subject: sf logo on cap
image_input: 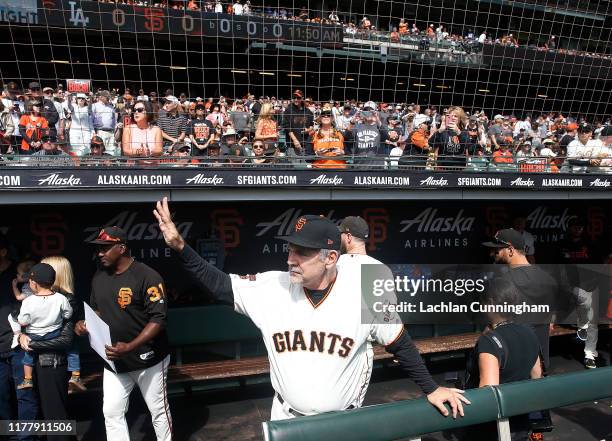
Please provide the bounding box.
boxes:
[295,217,307,232]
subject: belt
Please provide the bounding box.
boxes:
[276,394,355,417]
[97,128,114,132]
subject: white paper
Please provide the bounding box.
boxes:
[83,302,116,372]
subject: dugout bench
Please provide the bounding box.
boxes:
[77,305,576,393]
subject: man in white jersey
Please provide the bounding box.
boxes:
[154,198,469,420]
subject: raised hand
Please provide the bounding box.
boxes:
[153,196,185,252]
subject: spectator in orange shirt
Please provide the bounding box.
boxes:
[398,19,408,35]
[312,109,346,169]
[492,139,514,164]
[390,28,400,43]
[18,100,48,155]
[399,121,431,169]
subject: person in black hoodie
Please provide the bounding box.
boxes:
[0,234,39,441]
[429,106,471,169]
[482,228,558,371]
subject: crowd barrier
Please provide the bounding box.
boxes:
[262,367,612,441]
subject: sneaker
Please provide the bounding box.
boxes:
[584,357,596,369]
[68,376,87,393]
[17,378,33,389]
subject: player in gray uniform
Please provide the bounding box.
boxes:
[154,197,469,420]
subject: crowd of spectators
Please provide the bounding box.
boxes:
[1,81,611,171]
[94,1,611,61]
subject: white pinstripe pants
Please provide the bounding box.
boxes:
[102,355,172,441]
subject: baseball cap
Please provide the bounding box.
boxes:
[98,90,111,98]
[364,101,377,110]
[28,81,41,90]
[42,87,54,93]
[293,89,304,98]
[222,128,238,138]
[277,215,341,250]
[541,138,555,145]
[91,135,104,147]
[195,103,206,110]
[76,93,87,99]
[88,226,127,245]
[577,122,593,133]
[494,114,504,120]
[567,122,578,131]
[29,263,56,287]
[600,126,612,137]
[319,109,333,117]
[482,229,525,250]
[568,216,585,228]
[339,216,369,240]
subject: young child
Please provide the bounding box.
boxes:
[16,263,72,389]
[8,259,36,349]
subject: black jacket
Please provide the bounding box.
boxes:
[27,290,80,368]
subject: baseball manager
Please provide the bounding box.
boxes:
[154,197,469,420]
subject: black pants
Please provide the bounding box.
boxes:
[35,363,74,441]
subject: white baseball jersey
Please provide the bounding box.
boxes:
[230,255,403,419]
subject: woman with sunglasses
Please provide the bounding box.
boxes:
[312,108,346,168]
[121,101,163,157]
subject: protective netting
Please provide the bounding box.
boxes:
[0,0,610,119]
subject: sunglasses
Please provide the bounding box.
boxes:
[96,244,119,254]
[253,144,264,149]
[134,107,145,113]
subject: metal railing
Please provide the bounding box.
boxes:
[1,154,610,174]
[262,367,612,441]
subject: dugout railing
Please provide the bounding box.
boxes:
[1,154,610,174]
[262,366,612,441]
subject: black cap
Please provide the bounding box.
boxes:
[277,215,341,250]
[28,81,41,90]
[40,132,52,142]
[482,228,525,250]
[91,135,105,147]
[568,216,585,228]
[88,226,127,245]
[339,216,369,240]
[29,263,56,286]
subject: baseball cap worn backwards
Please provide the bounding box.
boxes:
[88,226,128,245]
[339,216,369,240]
[278,215,341,250]
[482,228,525,250]
[29,263,56,286]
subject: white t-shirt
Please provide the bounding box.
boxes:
[389,146,404,167]
[18,292,73,336]
[233,3,243,14]
[230,259,402,416]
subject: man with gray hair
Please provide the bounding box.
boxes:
[154,199,469,421]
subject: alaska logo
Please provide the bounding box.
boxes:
[117,288,133,310]
[295,217,307,231]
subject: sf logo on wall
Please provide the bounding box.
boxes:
[117,288,133,310]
